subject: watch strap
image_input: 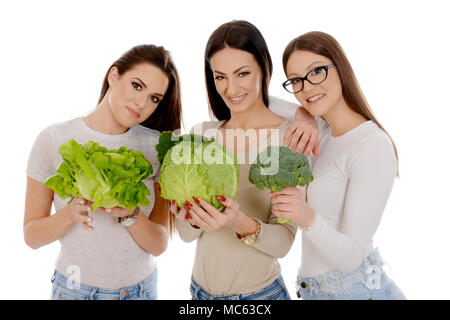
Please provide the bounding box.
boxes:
[118,207,140,227]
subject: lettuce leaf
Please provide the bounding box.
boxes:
[44,139,153,211]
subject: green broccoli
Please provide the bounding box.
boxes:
[249,146,314,224]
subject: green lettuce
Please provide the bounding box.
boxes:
[44,139,153,211]
[157,132,239,211]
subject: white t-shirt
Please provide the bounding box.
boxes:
[300,116,397,278]
[26,117,161,289]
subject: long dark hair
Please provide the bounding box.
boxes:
[98,44,182,132]
[204,20,273,121]
[98,44,181,235]
[283,31,399,175]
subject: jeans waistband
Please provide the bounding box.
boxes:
[190,275,289,300]
[297,247,386,296]
[51,268,158,296]
[190,277,241,300]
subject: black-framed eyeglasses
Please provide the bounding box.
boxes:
[282,64,335,93]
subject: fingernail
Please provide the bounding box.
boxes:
[172,200,176,207]
[192,225,200,229]
[193,196,200,204]
[183,204,190,211]
[186,213,192,219]
[186,201,194,207]
[216,195,226,202]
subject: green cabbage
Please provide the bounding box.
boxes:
[44,139,153,211]
[157,132,239,211]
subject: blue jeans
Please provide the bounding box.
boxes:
[190,276,290,300]
[296,248,406,300]
[50,268,158,300]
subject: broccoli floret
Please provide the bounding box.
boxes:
[249,146,313,223]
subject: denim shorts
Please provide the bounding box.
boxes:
[296,248,406,300]
[50,268,158,300]
[190,276,290,300]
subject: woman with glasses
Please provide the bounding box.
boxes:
[269,31,406,300]
[171,20,319,300]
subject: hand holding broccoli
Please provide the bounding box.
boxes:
[249,146,314,223]
[268,187,316,229]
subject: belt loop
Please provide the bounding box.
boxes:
[89,287,97,300]
[194,285,201,300]
[139,281,145,298]
[191,277,201,300]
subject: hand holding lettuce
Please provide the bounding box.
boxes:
[249,146,313,223]
[44,139,153,211]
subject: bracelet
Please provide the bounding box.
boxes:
[236,218,261,245]
[118,207,140,227]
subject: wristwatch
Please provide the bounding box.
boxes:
[118,207,140,227]
[236,218,261,245]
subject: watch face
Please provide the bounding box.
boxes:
[121,217,137,227]
[119,207,139,226]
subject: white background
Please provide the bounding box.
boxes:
[1,0,449,299]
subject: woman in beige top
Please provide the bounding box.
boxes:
[171,20,318,300]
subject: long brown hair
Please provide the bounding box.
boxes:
[98,44,182,132]
[98,44,181,235]
[204,20,273,120]
[283,31,399,176]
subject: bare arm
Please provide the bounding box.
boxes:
[23,177,92,249]
[118,182,170,256]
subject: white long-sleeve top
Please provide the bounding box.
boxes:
[300,116,397,278]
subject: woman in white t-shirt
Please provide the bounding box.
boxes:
[24,45,181,300]
[268,31,406,300]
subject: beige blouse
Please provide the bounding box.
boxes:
[175,120,301,296]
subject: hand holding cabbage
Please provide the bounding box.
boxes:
[156,131,240,211]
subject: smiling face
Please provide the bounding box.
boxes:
[210,47,264,114]
[107,62,169,128]
[285,50,342,118]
